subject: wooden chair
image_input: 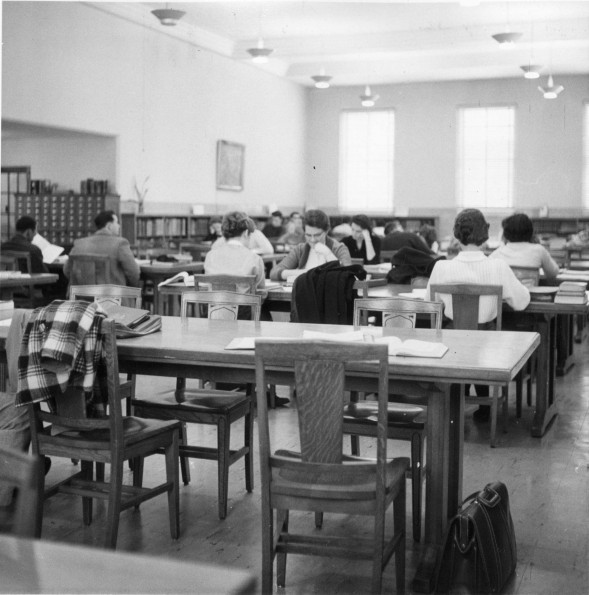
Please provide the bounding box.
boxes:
[68,253,112,286]
[0,445,40,537]
[255,339,408,594]
[27,318,181,549]
[380,249,399,263]
[0,250,35,307]
[131,290,259,520]
[347,297,443,542]
[193,273,256,294]
[429,284,507,447]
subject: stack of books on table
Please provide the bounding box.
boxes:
[554,281,588,304]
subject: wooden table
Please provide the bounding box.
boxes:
[111,316,538,593]
[140,262,204,313]
[0,534,256,594]
[0,273,59,300]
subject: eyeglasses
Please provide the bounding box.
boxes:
[305,231,325,240]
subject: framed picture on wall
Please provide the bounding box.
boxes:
[216,140,245,191]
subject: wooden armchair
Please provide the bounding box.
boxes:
[68,253,112,286]
[27,318,181,549]
[132,290,259,519]
[347,296,443,542]
[255,339,408,594]
[0,445,40,537]
[429,284,507,447]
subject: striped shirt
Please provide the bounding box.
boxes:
[425,251,530,323]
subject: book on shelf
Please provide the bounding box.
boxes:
[32,233,64,264]
[158,271,194,288]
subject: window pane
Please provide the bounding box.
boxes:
[584,104,589,209]
[339,110,395,212]
[457,106,515,209]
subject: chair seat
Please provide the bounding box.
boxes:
[40,417,181,449]
[272,452,409,501]
[344,402,426,427]
[133,389,248,413]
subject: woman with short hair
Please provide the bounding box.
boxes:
[341,214,381,264]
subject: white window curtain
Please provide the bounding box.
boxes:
[339,110,395,213]
[457,106,515,209]
[583,103,589,209]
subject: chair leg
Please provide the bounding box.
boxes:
[179,423,191,486]
[261,499,275,594]
[314,511,323,529]
[515,371,523,419]
[165,429,180,540]
[410,432,422,543]
[267,384,276,409]
[276,509,289,588]
[350,434,360,456]
[393,479,406,595]
[489,390,498,448]
[217,416,230,520]
[105,456,123,549]
[245,400,254,493]
[34,456,47,538]
[81,460,93,526]
[502,385,509,434]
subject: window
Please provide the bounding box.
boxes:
[584,103,589,209]
[339,110,395,212]
[457,106,515,209]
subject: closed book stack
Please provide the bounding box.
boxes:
[554,281,588,304]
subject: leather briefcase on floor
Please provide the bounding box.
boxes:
[435,481,517,594]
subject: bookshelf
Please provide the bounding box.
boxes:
[13,192,119,247]
[531,217,589,238]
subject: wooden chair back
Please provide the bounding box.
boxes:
[0,446,40,537]
[510,266,540,287]
[70,284,142,308]
[429,283,503,330]
[0,251,32,273]
[193,274,256,295]
[68,253,112,286]
[255,339,389,469]
[181,290,261,321]
[353,297,443,329]
[380,249,398,264]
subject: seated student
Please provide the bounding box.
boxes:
[382,219,433,254]
[204,211,267,297]
[211,223,274,255]
[270,209,352,281]
[418,223,440,254]
[489,213,560,281]
[64,210,140,287]
[331,216,353,240]
[262,211,285,239]
[341,214,381,264]
[278,211,305,247]
[203,216,223,243]
[1,215,48,273]
[425,208,530,422]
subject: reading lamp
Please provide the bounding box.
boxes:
[151,5,186,26]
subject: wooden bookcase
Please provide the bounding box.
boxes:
[13,192,119,247]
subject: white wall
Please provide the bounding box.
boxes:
[1,2,307,215]
[307,76,589,237]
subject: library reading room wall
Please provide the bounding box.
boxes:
[1,2,307,215]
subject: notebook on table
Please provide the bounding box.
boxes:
[99,302,151,329]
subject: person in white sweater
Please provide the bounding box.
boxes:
[425,208,530,422]
[489,213,560,281]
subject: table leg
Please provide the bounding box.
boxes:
[412,382,461,593]
[532,313,558,437]
[556,314,575,376]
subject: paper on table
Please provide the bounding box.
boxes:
[225,336,289,350]
[374,336,448,358]
[302,330,365,342]
[397,289,427,300]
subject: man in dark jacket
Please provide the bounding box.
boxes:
[382,219,433,255]
[1,215,48,273]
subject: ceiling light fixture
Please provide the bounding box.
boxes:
[491,31,523,47]
[360,86,379,108]
[247,38,273,64]
[520,65,543,79]
[151,4,186,27]
[538,75,564,99]
[311,73,332,89]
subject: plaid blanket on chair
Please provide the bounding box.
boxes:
[15,300,106,407]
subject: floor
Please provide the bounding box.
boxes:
[9,339,589,594]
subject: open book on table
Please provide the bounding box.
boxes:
[32,233,64,264]
[158,272,194,288]
[373,335,448,358]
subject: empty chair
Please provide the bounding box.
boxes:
[346,296,444,542]
[131,290,259,519]
[69,284,142,308]
[255,339,408,593]
[26,317,181,549]
[67,253,112,286]
[0,445,40,537]
[429,284,508,447]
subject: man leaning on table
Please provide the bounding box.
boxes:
[64,210,141,287]
[270,209,352,281]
